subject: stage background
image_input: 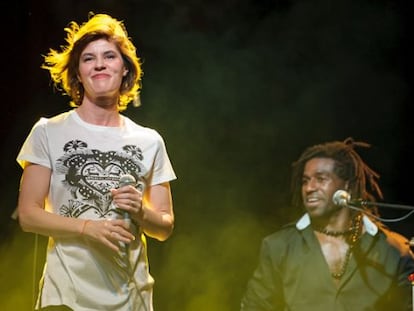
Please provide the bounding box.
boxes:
[0,1,413,310]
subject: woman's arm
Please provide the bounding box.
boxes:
[112,182,174,241]
[18,163,135,252]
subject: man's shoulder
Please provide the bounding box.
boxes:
[264,222,301,243]
[378,225,412,253]
[258,222,307,258]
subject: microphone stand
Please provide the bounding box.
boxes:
[409,274,414,311]
[352,200,414,211]
[350,200,414,251]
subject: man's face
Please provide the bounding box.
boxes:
[301,157,348,219]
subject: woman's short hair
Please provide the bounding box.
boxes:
[42,13,142,111]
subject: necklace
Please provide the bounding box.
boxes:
[330,213,362,279]
[313,227,352,237]
[313,213,363,279]
[331,247,352,279]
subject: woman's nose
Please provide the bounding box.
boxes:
[95,56,106,70]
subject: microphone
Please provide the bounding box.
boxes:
[333,189,414,211]
[118,174,137,225]
[332,190,352,207]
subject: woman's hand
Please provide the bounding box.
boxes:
[110,184,144,222]
[111,182,174,242]
[81,218,135,252]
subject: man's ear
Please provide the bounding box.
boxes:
[344,182,349,191]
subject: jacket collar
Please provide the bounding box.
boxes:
[296,213,378,236]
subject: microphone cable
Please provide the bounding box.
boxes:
[346,204,414,223]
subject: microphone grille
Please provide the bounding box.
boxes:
[333,190,350,207]
[119,174,137,188]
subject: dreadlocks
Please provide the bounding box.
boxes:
[291,137,383,213]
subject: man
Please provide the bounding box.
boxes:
[241,138,414,311]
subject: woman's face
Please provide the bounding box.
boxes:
[78,38,128,103]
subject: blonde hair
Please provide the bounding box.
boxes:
[42,13,143,111]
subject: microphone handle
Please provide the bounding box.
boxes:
[118,175,137,224]
[123,211,131,226]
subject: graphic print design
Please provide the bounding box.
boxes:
[56,140,145,219]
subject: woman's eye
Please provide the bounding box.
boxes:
[105,53,116,59]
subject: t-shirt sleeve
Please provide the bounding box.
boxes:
[148,131,176,186]
[16,117,52,169]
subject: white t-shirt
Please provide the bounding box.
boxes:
[17,110,176,311]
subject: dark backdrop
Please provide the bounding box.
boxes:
[1,1,413,310]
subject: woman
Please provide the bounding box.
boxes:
[17,13,176,311]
